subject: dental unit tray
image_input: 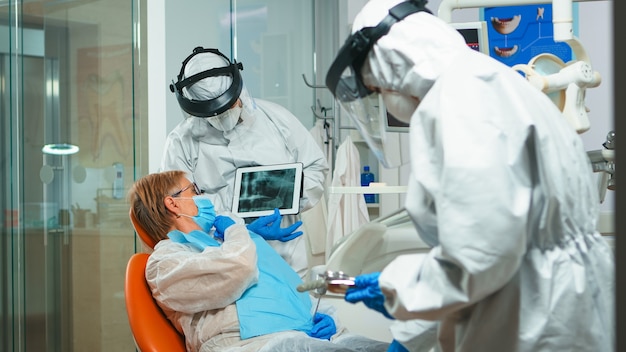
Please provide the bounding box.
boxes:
[297,270,356,296]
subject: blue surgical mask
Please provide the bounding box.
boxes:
[178,195,216,232]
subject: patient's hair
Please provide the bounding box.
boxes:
[129,170,186,242]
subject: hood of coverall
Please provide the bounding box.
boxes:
[354,0,470,111]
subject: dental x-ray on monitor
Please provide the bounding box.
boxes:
[232,162,303,218]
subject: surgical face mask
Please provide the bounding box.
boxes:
[207,105,241,131]
[381,91,420,124]
[178,195,216,232]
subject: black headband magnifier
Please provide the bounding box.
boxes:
[325,0,431,168]
[169,47,244,118]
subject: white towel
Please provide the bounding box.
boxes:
[326,135,370,260]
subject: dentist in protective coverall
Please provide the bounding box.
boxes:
[162,47,329,277]
[325,0,615,351]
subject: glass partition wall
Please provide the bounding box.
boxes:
[0,0,318,351]
[0,0,144,351]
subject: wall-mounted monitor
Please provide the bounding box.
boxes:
[380,94,411,133]
[384,109,410,133]
[450,21,490,55]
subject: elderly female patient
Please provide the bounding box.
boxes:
[129,170,389,352]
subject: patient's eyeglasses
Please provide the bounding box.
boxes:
[170,182,201,197]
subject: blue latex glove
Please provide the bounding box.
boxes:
[246,208,303,242]
[308,312,336,340]
[344,272,394,319]
[388,340,409,352]
[213,215,235,240]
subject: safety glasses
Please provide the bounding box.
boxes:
[170,182,201,198]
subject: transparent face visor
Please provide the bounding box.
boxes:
[334,66,401,169]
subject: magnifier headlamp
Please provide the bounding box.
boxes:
[170,47,244,117]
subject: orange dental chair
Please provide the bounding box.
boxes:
[129,208,158,250]
[125,208,186,352]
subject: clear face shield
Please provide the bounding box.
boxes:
[325,0,430,168]
[333,65,395,167]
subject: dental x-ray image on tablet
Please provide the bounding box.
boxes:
[232,163,303,218]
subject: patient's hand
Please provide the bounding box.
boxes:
[213,216,235,240]
[308,312,336,340]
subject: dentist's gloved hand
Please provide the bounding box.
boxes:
[246,208,303,242]
[345,272,394,319]
[388,340,409,352]
[213,215,235,240]
[308,312,336,340]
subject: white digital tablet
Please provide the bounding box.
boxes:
[232,162,304,218]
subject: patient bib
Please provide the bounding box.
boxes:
[167,230,313,339]
[167,229,220,251]
[236,233,313,339]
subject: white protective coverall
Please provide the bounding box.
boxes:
[146,223,390,352]
[160,96,328,277]
[350,1,615,351]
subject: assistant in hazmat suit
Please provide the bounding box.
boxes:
[129,170,389,352]
[162,47,329,277]
[325,0,615,351]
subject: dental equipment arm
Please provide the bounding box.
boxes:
[514,57,601,133]
[439,0,602,134]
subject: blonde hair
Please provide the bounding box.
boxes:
[128,170,186,243]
